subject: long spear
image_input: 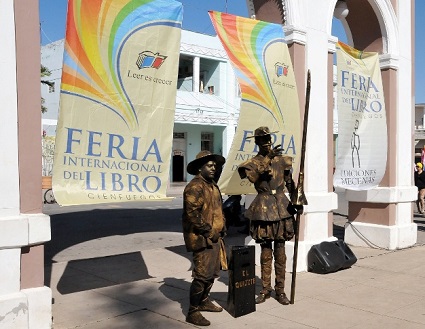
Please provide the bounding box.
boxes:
[290,70,311,304]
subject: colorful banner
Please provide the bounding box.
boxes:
[333,42,387,190]
[209,12,301,195]
[52,0,183,205]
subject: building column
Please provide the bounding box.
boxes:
[222,120,236,158]
[222,60,238,157]
[0,1,51,328]
[192,56,200,92]
[282,28,339,272]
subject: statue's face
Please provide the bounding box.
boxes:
[200,160,217,181]
[255,135,272,154]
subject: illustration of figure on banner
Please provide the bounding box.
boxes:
[351,119,361,168]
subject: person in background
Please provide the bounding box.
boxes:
[238,126,303,306]
[414,162,425,214]
[182,150,227,326]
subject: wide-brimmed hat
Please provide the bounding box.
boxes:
[187,150,225,175]
[246,126,278,138]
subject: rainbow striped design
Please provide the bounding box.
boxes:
[61,0,183,129]
[337,41,373,68]
[209,11,285,125]
[337,41,363,58]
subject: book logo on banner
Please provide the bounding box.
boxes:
[136,51,167,69]
[275,62,289,77]
[128,49,173,86]
[272,61,296,90]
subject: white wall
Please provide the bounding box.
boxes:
[0,0,20,216]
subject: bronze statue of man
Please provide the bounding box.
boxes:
[182,150,227,326]
[238,126,303,305]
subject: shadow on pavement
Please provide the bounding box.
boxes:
[45,208,183,295]
[45,208,183,263]
[160,277,190,317]
[50,252,152,294]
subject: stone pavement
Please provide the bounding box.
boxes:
[43,185,425,329]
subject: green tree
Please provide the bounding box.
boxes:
[41,64,54,113]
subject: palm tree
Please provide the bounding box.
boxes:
[41,64,54,113]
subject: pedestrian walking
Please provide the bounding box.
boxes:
[415,162,425,214]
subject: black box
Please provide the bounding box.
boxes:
[334,240,357,269]
[307,241,345,274]
[227,245,256,317]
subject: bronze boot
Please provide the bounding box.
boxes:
[187,279,211,325]
[274,241,289,305]
[256,243,273,304]
[199,279,223,312]
[255,291,271,304]
[276,293,290,305]
[186,311,210,326]
[199,299,223,312]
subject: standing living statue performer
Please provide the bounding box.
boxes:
[182,150,227,326]
[238,127,303,305]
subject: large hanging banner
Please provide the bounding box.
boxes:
[209,12,301,195]
[52,0,183,205]
[333,42,387,190]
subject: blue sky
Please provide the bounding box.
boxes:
[39,0,424,103]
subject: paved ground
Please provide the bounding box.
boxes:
[43,185,425,328]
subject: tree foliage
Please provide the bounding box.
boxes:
[41,65,53,113]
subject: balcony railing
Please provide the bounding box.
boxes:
[415,126,425,140]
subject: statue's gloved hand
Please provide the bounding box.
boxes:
[267,144,283,159]
[205,229,220,243]
[294,204,304,215]
[197,223,212,235]
[287,203,297,215]
[220,227,227,238]
[287,203,304,215]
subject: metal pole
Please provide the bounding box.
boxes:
[290,70,311,304]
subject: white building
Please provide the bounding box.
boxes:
[415,103,425,161]
[41,30,241,182]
